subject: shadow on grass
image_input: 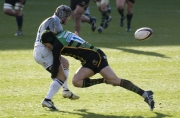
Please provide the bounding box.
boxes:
[0,37,170,59]
[48,109,172,118]
[154,112,172,118]
[116,47,170,58]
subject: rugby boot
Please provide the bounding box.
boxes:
[91,17,96,32]
[144,90,155,111]
[42,99,59,111]
[62,90,80,100]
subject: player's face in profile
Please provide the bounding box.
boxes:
[44,43,53,50]
[63,16,71,25]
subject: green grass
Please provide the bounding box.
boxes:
[0,0,180,118]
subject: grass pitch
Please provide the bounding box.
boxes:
[0,0,180,118]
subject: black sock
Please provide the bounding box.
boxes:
[89,17,93,24]
[118,9,124,18]
[126,14,133,27]
[45,98,51,101]
[16,14,23,31]
[120,79,144,96]
[82,78,104,88]
[63,88,69,91]
[100,11,108,27]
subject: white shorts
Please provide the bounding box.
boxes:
[33,46,53,69]
[96,0,109,7]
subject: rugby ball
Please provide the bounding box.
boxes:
[134,27,153,41]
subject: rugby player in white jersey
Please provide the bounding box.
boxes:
[33,5,79,111]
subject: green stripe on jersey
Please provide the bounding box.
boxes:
[56,30,99,51]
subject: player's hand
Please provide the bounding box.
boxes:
[74,31,78,36]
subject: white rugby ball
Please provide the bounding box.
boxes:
[134,27,153,41]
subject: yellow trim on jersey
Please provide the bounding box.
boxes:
[60,46,102,67]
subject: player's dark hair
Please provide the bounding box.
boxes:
[40,30,57,45]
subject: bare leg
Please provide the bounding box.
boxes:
[116,0,126,27]
[72,5,85,34]
[72,67,94,87]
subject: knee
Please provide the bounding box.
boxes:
[117,5,124,10]
[126,9,132,14]
[3,3,12,15]
[74,9,84,18]
[74,13,82,19]
[72,79,80,87]
[3,9,10,15]
[72,77,83,87]
[126,6,133,14]
[118,7,123,11]
[100,4,107,11]
[3,9,20,16]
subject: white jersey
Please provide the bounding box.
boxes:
[33,15,63,69]
[34,14,63,47]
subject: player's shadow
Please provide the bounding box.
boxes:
[154,112,172,118]
[116,47,170,58]
[54,109,172,118]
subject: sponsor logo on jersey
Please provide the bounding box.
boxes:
[92,59,98,65]
[57,31,66,38]
[66,33,73,42]
[63,31,70,38]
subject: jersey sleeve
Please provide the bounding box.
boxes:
[51,42,61,78]
[51,17,63,34]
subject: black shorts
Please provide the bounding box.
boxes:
[83,49,109,74]
[128,0,135,3]
[5,0,26,6]
[70,0,90,11]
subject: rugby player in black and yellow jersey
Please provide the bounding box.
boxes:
[41,30,155,111]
